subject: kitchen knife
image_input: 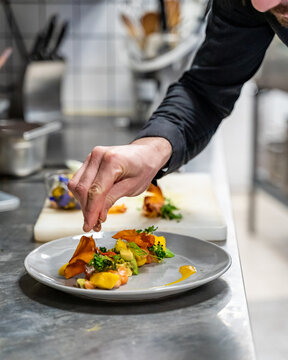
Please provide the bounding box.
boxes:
[159,0,168,32]
[29,32,45,60]
[30,14,58,61]
[41,14,58,59]
[48,21,69,60]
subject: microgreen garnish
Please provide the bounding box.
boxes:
[136,225,158,234]
[160,199,182,221]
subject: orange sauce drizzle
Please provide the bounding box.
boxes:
[163,265,196,286]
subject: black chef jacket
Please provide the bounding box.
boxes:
[134,0,288,178]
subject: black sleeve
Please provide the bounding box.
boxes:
[134,0,274,177]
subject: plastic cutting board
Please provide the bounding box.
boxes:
[34,173,227,242]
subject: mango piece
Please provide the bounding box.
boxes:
[58,263,68,276]
[120,248,134,261]
[136,256,147,267]
[154,235,166,251]
[115,239,127,253]
[90,272,120,289]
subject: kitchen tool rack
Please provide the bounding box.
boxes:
[0,0,69,122]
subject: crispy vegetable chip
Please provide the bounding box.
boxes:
[69,235,96,264]
[64,236,97,279]
[143,184,164,218]
[112,229,139,240]
[64,259,86,279]
[112,229,155,249]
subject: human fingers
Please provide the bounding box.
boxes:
[97,177,148,226]
[84,151,124,232]
[68,154,90,204]
[69,147,105,213]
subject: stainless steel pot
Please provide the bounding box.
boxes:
[0,120,61,176]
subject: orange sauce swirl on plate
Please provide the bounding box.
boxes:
[163,265,196,286]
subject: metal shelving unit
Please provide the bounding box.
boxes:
[248,88,288,232]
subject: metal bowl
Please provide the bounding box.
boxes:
[0,120,61,177]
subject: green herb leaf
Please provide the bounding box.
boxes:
[165,248,175,258]
[128,242,147,257]
[160,198,182,221]
[136,225,158,234]
[89,254,113,272]
[148,243,166,261]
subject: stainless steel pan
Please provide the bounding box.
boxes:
[0,120,61,176]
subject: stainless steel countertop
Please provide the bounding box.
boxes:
[0,116,256,360]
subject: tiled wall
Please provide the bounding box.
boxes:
[0,0,138,115]
[0,0,205,117]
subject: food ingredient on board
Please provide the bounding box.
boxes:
[46,172,80,210]
[143,183,182,221]
[107,204,127,214]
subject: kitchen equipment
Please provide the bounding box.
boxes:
[0,191,20,212]
[165,0,181,31]
[0,120,61,176]
[29,33,45,61]
[34,173,227,242]
[120,13,139,40]
[265,127,288,194]
[29,14,58,61]
[120,13,143,50]
[48,21,69,60]
[141,12,160,37]
[159,0,168,31]
[9,60,66,122]
[1,0,28,62]
[123,1,207,124]
[25,231,231,302]
[40,15,58,59]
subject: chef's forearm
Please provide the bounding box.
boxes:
[135,0,274,177]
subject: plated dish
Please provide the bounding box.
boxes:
[58,226,180,291]
[25,231,231,301]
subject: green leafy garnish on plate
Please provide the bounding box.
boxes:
[136,225,158,234]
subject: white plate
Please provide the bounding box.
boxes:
[25,232,231,302]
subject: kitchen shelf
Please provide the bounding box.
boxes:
[255,178,288,208]
[248,88,288,232]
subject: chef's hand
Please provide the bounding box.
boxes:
[68,137,172,232]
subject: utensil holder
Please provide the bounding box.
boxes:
[9,60,66,123]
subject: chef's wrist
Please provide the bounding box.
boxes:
[131,137,172,171]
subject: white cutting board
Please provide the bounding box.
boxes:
[34,173,227,242]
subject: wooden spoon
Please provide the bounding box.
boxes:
[140,12,160,37]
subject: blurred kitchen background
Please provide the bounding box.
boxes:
[0,1,288,359]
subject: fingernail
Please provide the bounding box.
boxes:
[83,223,90,232]
[93,224,101,232]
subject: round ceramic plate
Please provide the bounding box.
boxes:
[24,231,231,302]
